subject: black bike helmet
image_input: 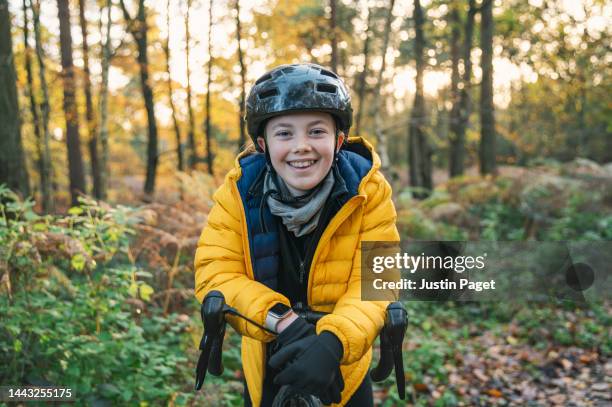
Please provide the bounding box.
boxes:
[245,63,353,152]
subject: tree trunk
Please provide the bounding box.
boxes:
[354,6,372,137]
[23,0,48,209]
[329,0,338,72]
[98,0,111,200]
[0,0,30,197]
[454,0,476,178]
[32,0,54,210]
[185,0,197,168]
[235,0,246,151]
[479,0,496,175]
[408,0,431,198]
[164,0,184,172]
[57,0,87,206]
[204,0,214,175]
[120,0,159,199]
[371,0,396,170]
[79,0,101,199]
[448,0,462,177]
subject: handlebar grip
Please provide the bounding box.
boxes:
[202,290,225,331]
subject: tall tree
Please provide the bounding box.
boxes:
[57,0,87,205]
[354,4,373,137]
[185,0,197,168]
[98,0,112,200]
[329,0,338,72]
[120,0,159,199]
[163,0,184,172]
[78,0,102,198]
[23,0,52,210]
[448,0,462,177]
[32,0,54,209]
[204,0,214,175]
[235,0,247,151]
[0,0,30,197]
[450,0,477,177]
[371,0,396,170]
[408,0,431,198]
[479,0,496,175]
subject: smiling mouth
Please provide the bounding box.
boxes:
[287,160,317,169]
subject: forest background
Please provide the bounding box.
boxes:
[0,0,610,405]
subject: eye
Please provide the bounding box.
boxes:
[275,130,291,138]
[310,128,328,136]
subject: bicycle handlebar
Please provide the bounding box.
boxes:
[194,291,409,399]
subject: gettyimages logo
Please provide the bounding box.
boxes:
[361,241,610,303]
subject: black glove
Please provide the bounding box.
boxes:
[268,331,344,405]
[272,316,316,354]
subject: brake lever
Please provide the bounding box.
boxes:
[369,302,408,400]
[388,302,408,400]
[195,290,225,390]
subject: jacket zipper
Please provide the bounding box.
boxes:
[299,260,305,284]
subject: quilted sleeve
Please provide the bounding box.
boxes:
[194,175,290,342]
[316,170,400,364]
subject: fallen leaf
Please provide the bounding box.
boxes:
[517,350,532,362]
[486,389,503,398]
[522,386,537,400]
[560,358,572,370]
[549,394,566,404]
[474,369,489,382]
[592,382,608,391]
[413,383,429,393]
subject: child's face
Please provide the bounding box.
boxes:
[258,112,345,194]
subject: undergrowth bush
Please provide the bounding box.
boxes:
[0,186,195,405]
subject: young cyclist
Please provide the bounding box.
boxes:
[194,63,400,406]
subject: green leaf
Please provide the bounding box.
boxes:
[68,207,84,216]
[71,254,86,272]
[128,282,138,298]
[139,284,154,302]
[13,339,22,353]
[33,222,48,232]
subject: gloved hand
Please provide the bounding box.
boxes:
[268,331,344,405]
[273,316,315,351]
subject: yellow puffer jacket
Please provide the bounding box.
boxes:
[194,137,400,406]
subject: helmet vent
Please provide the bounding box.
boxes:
[255,73,272,85]
[258,88,279,99]
[316,83,337,94]
[320,69,338,79]
[281,67,296,74]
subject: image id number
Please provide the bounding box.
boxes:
[0,386,74,401]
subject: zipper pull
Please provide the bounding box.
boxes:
[299,261,305,284]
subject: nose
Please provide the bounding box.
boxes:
[292,131,312,153]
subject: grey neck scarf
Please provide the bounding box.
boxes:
[263,168,335,237]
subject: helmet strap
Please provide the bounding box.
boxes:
[262,139,274,172]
